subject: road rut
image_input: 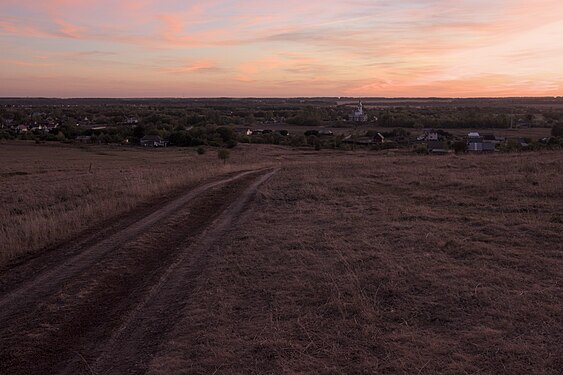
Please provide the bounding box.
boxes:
[0,168,276,375]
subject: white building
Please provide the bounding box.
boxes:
[349,100,368,122]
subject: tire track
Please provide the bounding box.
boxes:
[88,169,277,375]
[0,169,273,375]
[0,169,261,321]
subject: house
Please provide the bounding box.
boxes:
[235,128,253,136]
[16,125,29,133]
[517,138,530,148]
[76,135,93,143]
[348,100,368,122]
[140,135,168,147]
[482,142,496,152]
[417,129,439,141]
[2,119,14,129]
[467,132,498,152]
[427,141,449,154]
[373,133,385,143]
[467,132,483,152]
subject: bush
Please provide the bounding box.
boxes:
[551,124,563,137]
[169,131,192,146]
[0,130,14,140]
[196,146,206,155]
[218,149,230,164]
[414,144,428,154]
[216,127,236,143]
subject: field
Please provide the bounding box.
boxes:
[149,150,563,374]
[0,142,562,374]
[0,142,274,263]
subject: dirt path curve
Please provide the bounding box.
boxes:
[0,168,276,375]
[0,169,259,320]
[88,169,277,375]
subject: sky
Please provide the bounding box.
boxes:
[1,0,563,97]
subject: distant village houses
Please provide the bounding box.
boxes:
[467,132,497,152]
[417,129,440,142]
[140,135,168,147]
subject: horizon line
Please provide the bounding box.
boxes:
[1,96,562,100]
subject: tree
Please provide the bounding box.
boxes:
[218,149,230,164]
[133,124,145,138]
[552,124,563,137]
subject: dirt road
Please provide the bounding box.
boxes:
[0,168,276,375]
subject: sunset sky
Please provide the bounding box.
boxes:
[1,0,562,97]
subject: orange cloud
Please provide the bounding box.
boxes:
[1,0,562,96]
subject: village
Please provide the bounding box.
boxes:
[1,99,562,153]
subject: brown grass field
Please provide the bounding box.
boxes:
[1,142,562,374]
[148,150,563,374]
[0,142,274,263]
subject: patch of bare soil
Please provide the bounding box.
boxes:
[0,169,276,375]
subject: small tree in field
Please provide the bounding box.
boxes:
[218,149,230,164]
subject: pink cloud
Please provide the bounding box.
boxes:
[1,0,562,96]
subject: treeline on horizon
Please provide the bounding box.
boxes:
[2,101,563,128]
[1,101,563,149]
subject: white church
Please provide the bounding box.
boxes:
[349,100,368,122]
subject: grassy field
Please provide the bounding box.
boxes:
[0,142,277,263]
[1,142,562,373]
[149,150,563,374]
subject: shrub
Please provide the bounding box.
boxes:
[414,144,428,154]
[218,149,230,164]
[197,146,206,155]
[552,124,563,137]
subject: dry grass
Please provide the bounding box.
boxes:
[0,142,278,263]
[149,151,563,374]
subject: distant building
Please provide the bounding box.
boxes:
[140,135,168,147]
[75,135,93,143]
[467,132,483,151]
[467,132,497,152]
[235,128,253,136]
[16,125,28,133]
[373,132,385,143]
[349,100,368,122]
[417,129,439,141]
[427,141,449,154]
